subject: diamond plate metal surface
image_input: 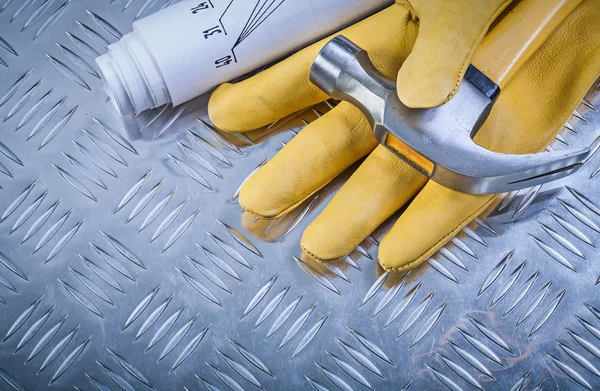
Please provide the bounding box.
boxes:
[1,1,600,390]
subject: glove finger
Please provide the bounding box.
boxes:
[240,102,378,219]
[208,3,417,132]
[301,145,427,262]
[395,0,512,108]
[378,181,496,272]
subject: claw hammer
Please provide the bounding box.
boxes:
[310,0,599,194]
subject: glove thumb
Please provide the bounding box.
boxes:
[396,0,512,108]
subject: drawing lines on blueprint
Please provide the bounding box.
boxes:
[225,0,287,50]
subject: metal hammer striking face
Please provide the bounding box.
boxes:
[309,1,599,194]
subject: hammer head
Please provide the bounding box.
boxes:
[310,36,600,194]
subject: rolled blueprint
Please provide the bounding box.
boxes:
[95,0,394,115]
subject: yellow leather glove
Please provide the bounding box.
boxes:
[208,0,600,272]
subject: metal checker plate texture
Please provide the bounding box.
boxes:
[1,1,600,390]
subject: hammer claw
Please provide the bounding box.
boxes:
[505,136,600,189]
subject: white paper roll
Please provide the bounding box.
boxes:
[96,0,394,115]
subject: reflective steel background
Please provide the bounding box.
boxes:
[1,1,600,389]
